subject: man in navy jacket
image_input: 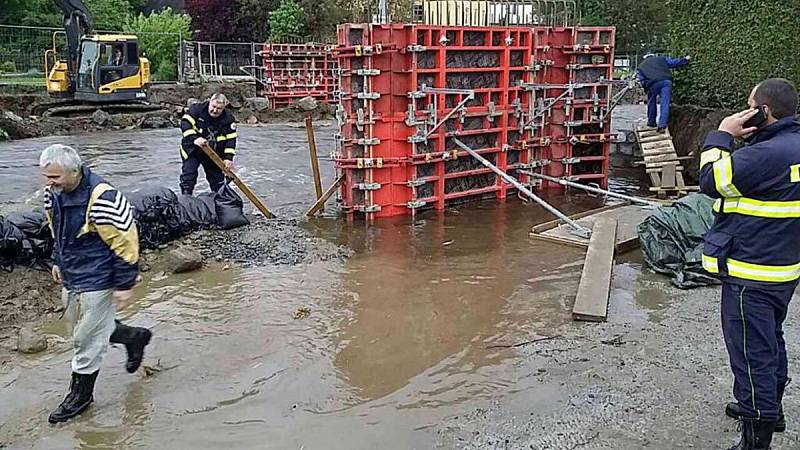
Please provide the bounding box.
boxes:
[636,53,690,133]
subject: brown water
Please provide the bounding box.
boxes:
[0,124,658,449]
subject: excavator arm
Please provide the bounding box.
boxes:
[54,0,93,83]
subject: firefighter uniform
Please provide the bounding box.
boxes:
[179,101,238,195]
[700,117,800,423]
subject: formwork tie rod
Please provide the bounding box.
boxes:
[521,171,662,208]
[452,138,591,239]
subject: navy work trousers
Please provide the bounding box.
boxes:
[646,79,673,129]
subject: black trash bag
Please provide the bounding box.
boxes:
[178,194,217,228]
[637,193,719,289]
[214,183,250,230]
[127,187,187,249]
[5,209,54,261]
[0,217,25,270]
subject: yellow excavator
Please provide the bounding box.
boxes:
[41,0,157,116]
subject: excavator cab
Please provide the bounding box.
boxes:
[47,35,150,102]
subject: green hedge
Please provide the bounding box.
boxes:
[669,0,800,109]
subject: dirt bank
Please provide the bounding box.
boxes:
[434,261,800,449]
[0,82,334,141]
[0,215,347,356]
[669,104,735,184]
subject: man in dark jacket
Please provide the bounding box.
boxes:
[40,144,152,424]
[636,53,690,133]
[179,93,238,195]
[699,78,800,449]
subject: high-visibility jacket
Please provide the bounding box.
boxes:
[180,101,237,161]
[700,117,800,288]
[45,166,139,292]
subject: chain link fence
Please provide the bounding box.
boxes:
[0,24,182,85]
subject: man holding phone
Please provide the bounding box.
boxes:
[699,78,800,449]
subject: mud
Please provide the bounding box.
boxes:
[0,82,334,141]
[670,104,735,184]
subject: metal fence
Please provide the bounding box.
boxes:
[0,24,182,85]
[412,0,578,27]
[181,41,260,83]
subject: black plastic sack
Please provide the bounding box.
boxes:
[637,193,719,289]
[127,187,188,249]
[5,210,50,241]
[0,217,25,270]
[214,183,250,229]
[179,194,217,227]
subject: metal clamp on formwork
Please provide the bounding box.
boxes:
[407,134,428,144]
[354,69,381,76]
[356,92,381,100]
[487,102,503,122]
[419,87,476,139]
[407,200,427,209]
[355,182,381,191]
[356,138,380,146]
[520,159,552,169]
[442,150,458,161]
[569,135,589,145]
[452,138,591,239]
[354,204,382,213]
[356,157,383,168]
[407,179,427,188]
[406,45,427,53]
[562,157,581,165]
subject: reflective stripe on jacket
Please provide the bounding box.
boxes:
[180,101,237,161]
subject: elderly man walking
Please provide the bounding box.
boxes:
[40,144,152,424]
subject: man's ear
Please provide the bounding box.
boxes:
[763,105,776,122]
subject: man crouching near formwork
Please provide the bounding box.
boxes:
[39,144,152,424]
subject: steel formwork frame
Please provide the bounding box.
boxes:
[335,23,616,220]
[258,43,339,109]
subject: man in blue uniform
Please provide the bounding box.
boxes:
[636,53,690,133]
[41,144,152,423]
[179,93,238,195]
[700,78,800,449]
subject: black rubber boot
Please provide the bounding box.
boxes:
[109,320,152,373]
[48,371,98,424]
[726,378,790,432]
[727,418,776,450]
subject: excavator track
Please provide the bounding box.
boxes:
[36,102,166,118]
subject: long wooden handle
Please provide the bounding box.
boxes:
[199,143,275,219]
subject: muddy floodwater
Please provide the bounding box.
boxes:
[0,122,661,449]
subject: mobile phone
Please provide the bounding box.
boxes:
[743,105,768,130]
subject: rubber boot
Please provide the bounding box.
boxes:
[109,320,152,373]
[48,371,98,424]
[727,419,776,450]
[727,378,789,432]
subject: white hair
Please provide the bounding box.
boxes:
[210,93,229,105]
[39,144,82,173]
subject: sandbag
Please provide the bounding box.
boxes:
[179,194,217,227]
[127,187,188,248]
[213,183,250,229]
[0,217,25,269]
[637,193,718,289]
[5,210,50,241]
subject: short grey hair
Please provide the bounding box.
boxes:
[40,144,82,173]
[210,93,229,105]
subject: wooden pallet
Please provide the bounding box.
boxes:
[634,126,699,198]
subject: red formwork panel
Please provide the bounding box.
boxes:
[260,43,339,109]
[334,23,616,219]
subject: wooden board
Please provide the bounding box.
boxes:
[530,204,652,253]
[572,217,617,322]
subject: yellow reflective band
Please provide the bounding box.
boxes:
[713,199,722,212]
[702,254,719,273]
[713,157,742,198]
[224,148,237,155]
[182,114,197,127]
[182,128,197,137]
[216,132,238,142]
[700,148,729,169]
[716,197,800,218]
[727,258,800,283]
[180,147,189,160]
[791,164,800,183]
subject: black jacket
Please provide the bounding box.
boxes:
[180,101,238,161]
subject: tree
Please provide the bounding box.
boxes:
[124,7,191,80]
[577,0,668,54]
[236,0,279,42]
[269,0,304,43]
[184,0,243,41]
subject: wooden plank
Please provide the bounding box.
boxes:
[305,175,344,216]
[572,217,617,322]
[639,135,671,144]
[530,233,589,249]
[305,117,324,200]
[644,154,691,163]
[616,236,641,254]
[676,172,686,189]
[641,146,676,155]
[199,143,275,219]
[530,204,624,234]
[533,205,651,250]
[661,163,676,188]
[648,171,661,186]
[646,165,684,172]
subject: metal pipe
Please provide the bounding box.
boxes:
[521,171,662,208]
[452,138,591,238]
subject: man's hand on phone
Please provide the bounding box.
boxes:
[719,109,760,138]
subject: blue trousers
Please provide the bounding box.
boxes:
[646,79,673,129]
[721,282,794,420]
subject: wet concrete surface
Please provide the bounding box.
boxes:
[0,115,797,449]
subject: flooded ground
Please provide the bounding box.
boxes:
[3,107,795,449]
